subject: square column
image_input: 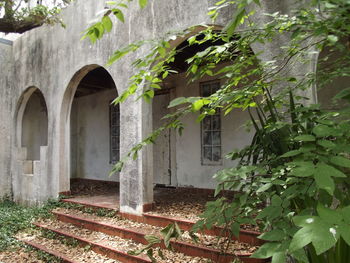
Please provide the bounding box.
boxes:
[119,97,154,214]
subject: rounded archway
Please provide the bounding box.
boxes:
[59,65,119,194]
[152,28,253,189]
[15,87,48,161]
[13,87,49,204]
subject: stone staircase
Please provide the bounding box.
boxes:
[19,199,267,263]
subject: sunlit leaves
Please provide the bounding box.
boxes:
[139,0,148,9]
[102,16,113,32]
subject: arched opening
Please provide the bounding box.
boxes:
[13,87,49,204]
[59,66,119,198]
[21,89,48,161]
[152,31,253,189]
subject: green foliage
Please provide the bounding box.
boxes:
[0,0,70,33]
[0,197,67,251]
[128,222,182,262]
[26,246,62,263]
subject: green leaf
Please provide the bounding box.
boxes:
[341,206,350,224]
[225,7,245,37]
[291,216,339,255]
[327,35,338,44]
[281,150,302,158]
[256,183,272,193]
[271,195,282,206]
[272,252,286,263]
[113,9,125,23]
[257,206,282,220]
[144,235,161,245]
[259,229,285,241]
[316,162,346,178]
[139,0,148,8]
[317,203,342,224]
[230,222,240,238]
[330,156,350,168]
[338,223,350,246]
[191,64,198,74]
[191,99,210,112]
[314,169,335,195]
[290,162,315,177]
[168,97,187,108]
[251,242,280,259]
[291,249,309,263]
[294,135,316,142]
[102,15,113,32]
[289,227,313,252]
[334,87,350,101]
[312,125,335,137]
[317,140,336,149]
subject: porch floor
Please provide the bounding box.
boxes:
[65,180,219,219]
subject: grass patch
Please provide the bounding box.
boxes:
[0,197,64,251]
[0,195,116,253]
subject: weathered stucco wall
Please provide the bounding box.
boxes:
[7,0,234,210]
[71,89,118,182]
[0,39,13,199]
[0,0,327,213]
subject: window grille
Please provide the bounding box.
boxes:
[200,81,222,165]
[109,102,120,164]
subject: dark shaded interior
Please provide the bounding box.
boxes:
[74,67,116,97]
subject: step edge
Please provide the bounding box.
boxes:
[19,238,79,263]
[34,222,152,263]
[53,211,257,259]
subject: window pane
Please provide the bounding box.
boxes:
[111,113,118,125]
[203,117,211,130]
[111,127,118,136]
[202,85,211,97]
[203,131,212,145]
[212,83,220,93]
[212,147,221,162]
[111,136,118,147]
[111,150,119,162]
[212,115,220,130]
[212,131,221,145]
[203,147,212,162]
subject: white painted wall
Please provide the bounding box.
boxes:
[153,72,254,189]
[71,88,119,182]
[22,92,48,160]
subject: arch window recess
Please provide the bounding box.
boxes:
[110,102,120,164]
[200,81,222,165]
[21,89,48,161]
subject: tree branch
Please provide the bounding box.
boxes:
[0,17,43,33]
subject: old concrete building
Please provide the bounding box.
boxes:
[0,0,331,214]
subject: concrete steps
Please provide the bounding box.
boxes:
[52,210,248,263]
[34,222,151,263]
[24,200,267,263]
[62,197,263,246]
[20,238,78,263]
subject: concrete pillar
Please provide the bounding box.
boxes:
[119,96,154,215]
